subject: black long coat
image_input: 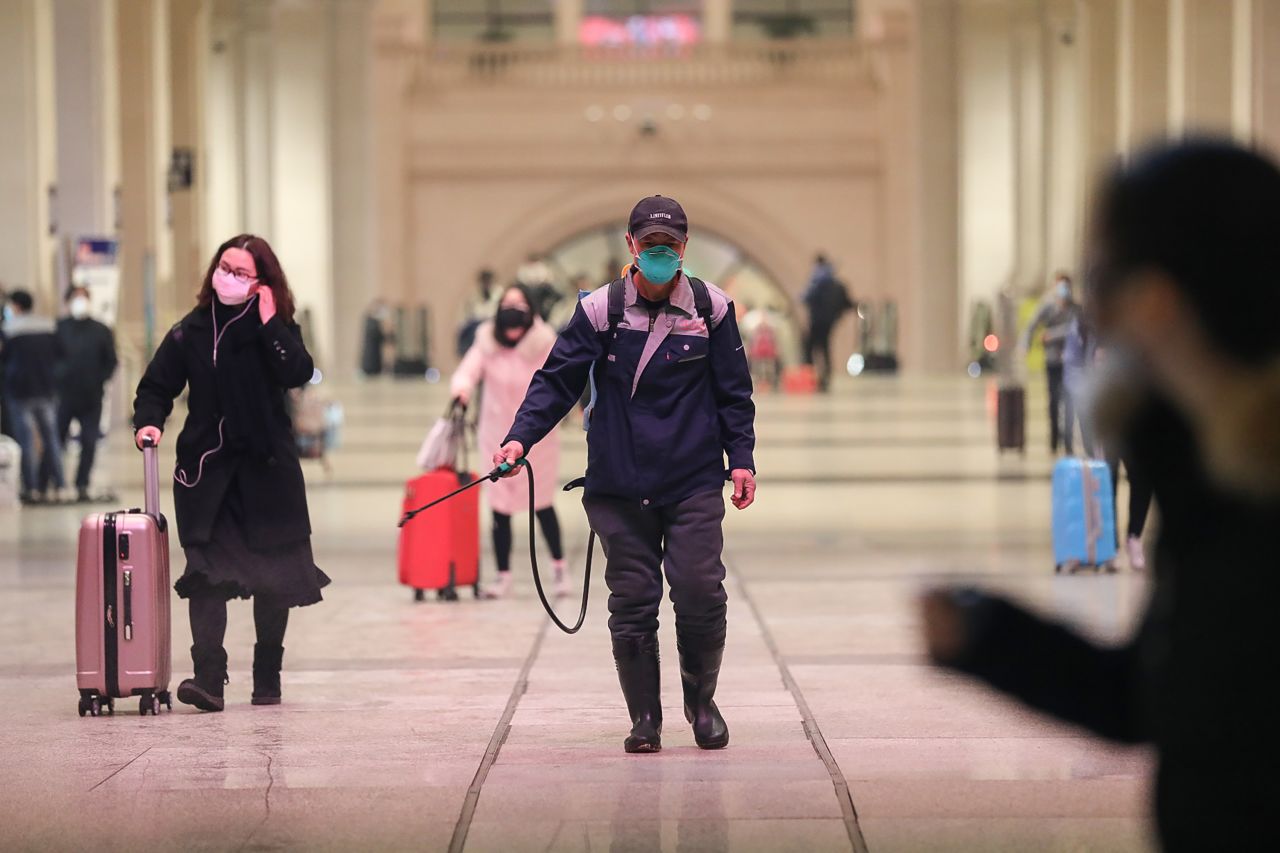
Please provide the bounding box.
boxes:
[946,396,1280,850]
[133,304,315,549]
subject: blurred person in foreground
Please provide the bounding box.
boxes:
[53,286,117,502]
[451,283,568,600]
[495,195,757,754]
[0,290,67,504]
[922,140,1280,851]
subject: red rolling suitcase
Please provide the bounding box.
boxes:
[398,467,481,601]
[74,442,173,717]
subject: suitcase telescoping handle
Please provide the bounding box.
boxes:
[141,437,161,520]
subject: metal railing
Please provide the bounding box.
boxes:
[409,38,876,91]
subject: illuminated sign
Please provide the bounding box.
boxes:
[579,15,701,47]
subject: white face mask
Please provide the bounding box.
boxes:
[69,296,91,319]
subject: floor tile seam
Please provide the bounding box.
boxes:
[447,566,563,853]
[725,553,871,853]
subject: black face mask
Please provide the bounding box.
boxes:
[494,307,533,347]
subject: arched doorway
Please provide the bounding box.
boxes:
[541,222,803,365]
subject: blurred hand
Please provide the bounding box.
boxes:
[454,390,470,408]
[135,426,162,450]
[920,589,969,664]
[493,441,525,477]
[730,469,756,510]
[257,285,277,324]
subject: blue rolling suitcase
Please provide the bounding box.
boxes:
[1052,458,1118,572]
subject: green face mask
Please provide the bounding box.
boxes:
[635,245,683,285]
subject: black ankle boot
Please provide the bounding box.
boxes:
[176,645,227,712]
[612,635,662,754]
[678,632,729,750]
[251,644,284,706]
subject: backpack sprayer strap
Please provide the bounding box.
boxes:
[397,458,593,635]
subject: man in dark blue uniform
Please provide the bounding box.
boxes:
[496,196,757,754]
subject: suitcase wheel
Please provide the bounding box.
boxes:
[160,691,172,711]
[414,588,426,603]
[439,587,460,603]
[139,692,161,716]
[1102,561,1118,574]
[473,584,481,599]
[1058,560,1081,575]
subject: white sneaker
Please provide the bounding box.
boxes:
[482,572,513,600]
[552,559,572,598]
[1126,536,1146,571]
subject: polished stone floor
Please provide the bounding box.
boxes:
[0,375,1154,852]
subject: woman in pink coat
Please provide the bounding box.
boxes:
[452,284,568,599]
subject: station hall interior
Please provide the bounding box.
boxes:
[2,1,1280,851]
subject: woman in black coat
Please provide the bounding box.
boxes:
[134,234,328,712]
[922,141,1280,850]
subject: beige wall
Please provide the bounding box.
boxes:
[374,30,933,371]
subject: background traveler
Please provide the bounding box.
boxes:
[451,283,568,600]
[0,290,66,504]
[1021,273,1083,453]
[52,286,117,502]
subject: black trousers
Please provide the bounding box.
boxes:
[1107,450,1154,540]
[583,490,728,642]
[1046,364,1075,454]
[189,593,290,651]
[806,324,834,391]
[492,507,564,573]
[58,396,103,491]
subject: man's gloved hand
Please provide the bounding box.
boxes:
[494,440,525,477]
[730,469,756,510]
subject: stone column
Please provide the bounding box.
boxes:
[556,0,584,46]
[1117,0,1170,151]
[913,0,962,368]
[1080,0,1120,222]
[0,0,57,305]
[1039,0,1085,277]
[1251,0,1280,153]
[53,0,117,242]
[270,0,335,368]
[167,0,208,312]
[330,0,375,378]
[205,0,246,253]
[370,2,421,309]
[114,0,166,344]
[1169,0,1236,135]
[704,0,733,44]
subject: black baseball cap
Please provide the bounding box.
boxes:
[628,195,689,242]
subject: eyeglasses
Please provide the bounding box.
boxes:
[218,262,258,283]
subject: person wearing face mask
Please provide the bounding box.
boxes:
[921,140,1280,850]
[133,234,328,713]
[450,284,568,600]
[1020,273,1084,454]
[495,195,757,754]
[0,289,67,504]
[50,286,117,502]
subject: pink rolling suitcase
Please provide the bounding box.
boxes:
[74,441,173,716]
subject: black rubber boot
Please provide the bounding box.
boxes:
[251,644,284,706]
[612,635,662,754]
[176,644,227,712]
[678,632,730,750]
